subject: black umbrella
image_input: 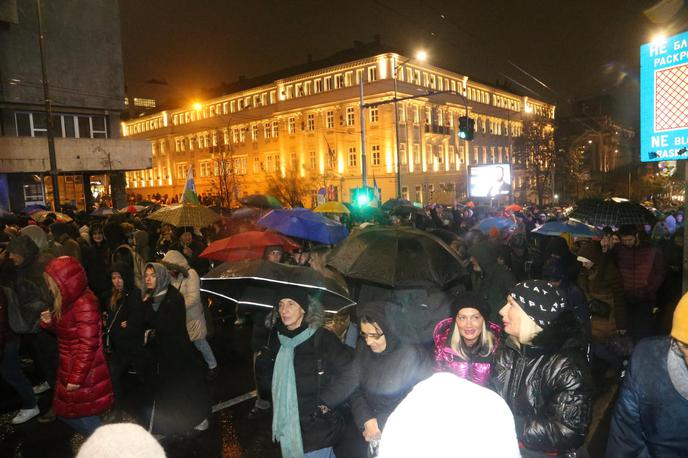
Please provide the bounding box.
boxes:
[569,198,655,226]
[200,259,354,313]
[327,225,465,289]
[240,194,283,209]
[427,228,462,245]
[381,198,413,212]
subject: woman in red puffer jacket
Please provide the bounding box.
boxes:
[40,256,113,436]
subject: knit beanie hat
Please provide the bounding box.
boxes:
[509,280,567,328]
[275,285,312,313]
[672,292,688,343]
[76,423,165,458]
[450,293,490,322]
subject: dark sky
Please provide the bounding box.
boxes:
[119,0,688,124]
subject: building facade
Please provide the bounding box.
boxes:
[0,0,150,211]
[122,51,554,207]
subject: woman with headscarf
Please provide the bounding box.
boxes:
[433,294,499,386]
[491,280,593,457]
[319,301,433,455]
[103,262,144,422]
[256,287,353,457]
[141,263,210,438]
[39,256,113,436]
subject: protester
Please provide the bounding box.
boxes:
[320,301,432,454]
[468,242,516,321]
[0,286,40,424]
[102,262,145,422]
[169,227,209,276]
[492,280,593,457]
[613,225,666,341]
[142,263,210,437]
[432,293,499,386]
[161,250,217,378]
[48,222,83,262]
[105,222,146,290]
[246,246,286,417]
[607,292,688,456]
[40,256,114,436]
[541,256,591,342]
[155,224,176,257]
[82,223,111,303]
[377,373,520,458]
[256,287,353,457]
[5,234,58,422]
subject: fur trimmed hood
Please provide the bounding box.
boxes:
[265,298,326,331]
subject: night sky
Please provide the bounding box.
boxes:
[119,0,688,124]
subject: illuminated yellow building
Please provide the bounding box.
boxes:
[122,50,554,206]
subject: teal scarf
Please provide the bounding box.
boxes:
[272,326,317,458]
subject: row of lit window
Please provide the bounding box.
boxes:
[14,112,108,139]
[126,56,540,134]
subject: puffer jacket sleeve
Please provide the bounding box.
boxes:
[67,293,102,386]
[489,344,511,394]
[517,356,592,452]
[319,344,361,409]
[606,352,650,457]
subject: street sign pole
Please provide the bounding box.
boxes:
[683,161,688,294]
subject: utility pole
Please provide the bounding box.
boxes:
[36,0,60,212]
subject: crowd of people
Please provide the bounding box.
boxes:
[0,200,686,457]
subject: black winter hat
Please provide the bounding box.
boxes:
[509,280,567,328]
[274,285,312,312]
[450,293,490,321]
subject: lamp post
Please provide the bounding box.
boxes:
[36,0,61,211]
[393,51,427,198]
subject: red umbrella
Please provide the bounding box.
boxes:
[200,231,300,262]
[505,204,523,212]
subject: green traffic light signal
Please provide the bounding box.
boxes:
[459,116,475,141]
[352,186,374,207]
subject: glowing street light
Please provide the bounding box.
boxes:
[193,102,202,111]
[651,32,667,46]
[415,50,428,63]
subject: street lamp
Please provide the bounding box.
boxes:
[394,50,427,198]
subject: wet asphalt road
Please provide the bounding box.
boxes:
[0,302,281,458]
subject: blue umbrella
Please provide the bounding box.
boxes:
[257,208,349,245]
[24,204,48,214]
[532,220,602,238]
[473,217,516,234]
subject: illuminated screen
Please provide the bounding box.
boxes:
[468,164,512,198]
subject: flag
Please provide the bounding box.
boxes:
[181,165,200,204]
[372,173,381,205]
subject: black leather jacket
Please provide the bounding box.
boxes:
[491,313,593,454]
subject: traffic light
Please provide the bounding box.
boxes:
[352,186,374,207]
[458,116,475,141]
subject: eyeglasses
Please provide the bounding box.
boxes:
[360,332,384,340]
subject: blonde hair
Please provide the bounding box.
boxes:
[43,273,63,320]
[450,319,495,360]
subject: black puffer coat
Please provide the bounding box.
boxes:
[490,311,593,454]
[257,305,353,452]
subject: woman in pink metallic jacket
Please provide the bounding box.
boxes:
[433,293,500,386]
